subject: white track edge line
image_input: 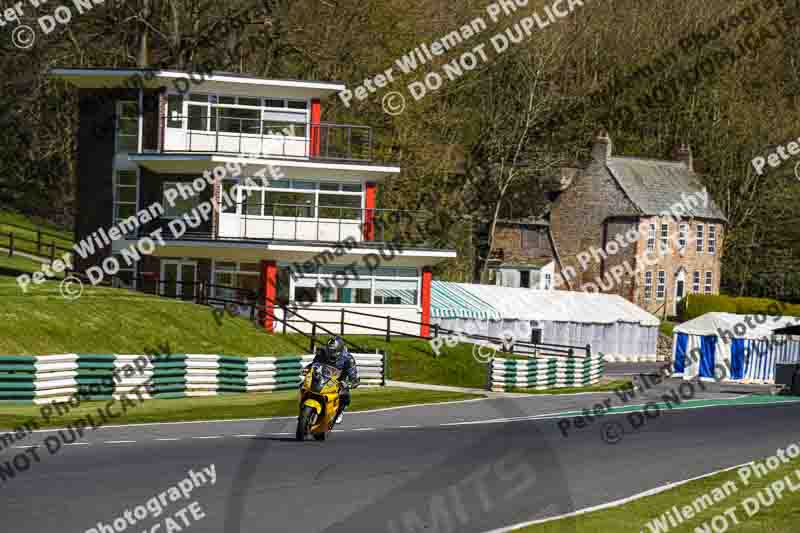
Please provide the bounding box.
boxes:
[483,462,751,533]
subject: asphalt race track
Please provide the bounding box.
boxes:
[3,393,800,533]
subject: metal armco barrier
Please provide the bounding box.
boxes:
[0,352,386,404]
[489,355,605,392]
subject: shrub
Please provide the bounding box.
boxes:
[682,294,800,320]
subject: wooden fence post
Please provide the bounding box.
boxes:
[385,316,391,343]
[340,308,345,335]
[310,323,317,353]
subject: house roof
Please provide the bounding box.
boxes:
[605,157,727,222]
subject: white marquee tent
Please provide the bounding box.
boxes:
[672,312,800,383]
[430,282,660,361]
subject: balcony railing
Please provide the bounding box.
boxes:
[159,114,373,161]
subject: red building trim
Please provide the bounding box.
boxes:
[420,267,432,337]
[364,182,377,241]
[309,99,321,157]
[262,260,278,332]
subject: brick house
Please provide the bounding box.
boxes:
[474,218,556,290]
[51,67,456,335]
[548,131,727,317]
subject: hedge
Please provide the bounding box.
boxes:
[681,294,800,321]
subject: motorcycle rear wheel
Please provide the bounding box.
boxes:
[296,406,316,441]
[312,432,326,441]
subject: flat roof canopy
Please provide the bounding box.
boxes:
[128,153,401,181]
[50,68,346,99]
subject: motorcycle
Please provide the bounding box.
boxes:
[296,361,343,441]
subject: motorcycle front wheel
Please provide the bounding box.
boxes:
[296,405,316,441]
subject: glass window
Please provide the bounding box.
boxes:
[679,223,688,250]
[264,99,285,108]
[242,189,264,216]
[163,182,201,219]
[189,94,209,102]
[319,194,361,219]
[116,101,138,153]
[660,223,669,252]
[167,95,183,127]
[705,271,713,294]
[288,100,308,110]
[188,104,209,131]
[693,271,700,293]
[520,270,531,288]
[320,183,340,191]
[294,286,317,304]
[656,271,666,300]
[647,224,656,252]
[342,183,363,192]
[374,279,418,305]
[265,191,315,218]
[216,106,260,134]
[239,97,260,107]
[114,170,138,234]
[708,225,717,255]
[221,181,238,214]
[644,271,653,300]
[696,224,705,253]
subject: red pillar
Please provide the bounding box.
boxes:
[420,267,432,337]
[261,260,277,332]
[364,182,377,241]
[309,99,321,157]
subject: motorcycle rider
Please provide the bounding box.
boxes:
[312,336,359,424]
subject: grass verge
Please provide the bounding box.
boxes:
[511,449,800,532]
[509,380,632,395]
[0,387,481,430]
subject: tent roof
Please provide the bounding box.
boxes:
[431,282,660,326]
[674,312,800,339]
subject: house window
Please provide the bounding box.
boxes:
[291,266,419,306]
[181,94,309,138]
[113,170,138,234]
[708,225,717,255]
[520,270,531,288]
[162,182,202,220]
[116,101,138,153]
[544,273,552,290]
[705,271,713,295]
[212,262,260,306]
[235,180,363,220]
[693,271,700,293]
[696,224,705,253]
[660,223,669,252]
[644,271,653,300]
[678,223,688,250]
[656,270,666,300]
[647,224,656,252]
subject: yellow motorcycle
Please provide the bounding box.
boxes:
[296,361,342,441]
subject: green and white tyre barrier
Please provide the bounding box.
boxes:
[489,355,605,392]
[0,352,387,403]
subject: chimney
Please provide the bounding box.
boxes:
[674,142,693,173]
[591,129,612,163]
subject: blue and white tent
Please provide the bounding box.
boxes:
[431,282,660,361]
[673,312,800,383]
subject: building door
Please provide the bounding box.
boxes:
[161,260,198,301]
[674,269,686,315]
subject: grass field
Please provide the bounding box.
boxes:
[0,387,480,430]
[513,450,800,532]
[0,210,73,256]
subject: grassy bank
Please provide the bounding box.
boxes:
[0,272,495,387]
[513,451,800,532]
[510,380,632,395]
[0,387,480,429]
